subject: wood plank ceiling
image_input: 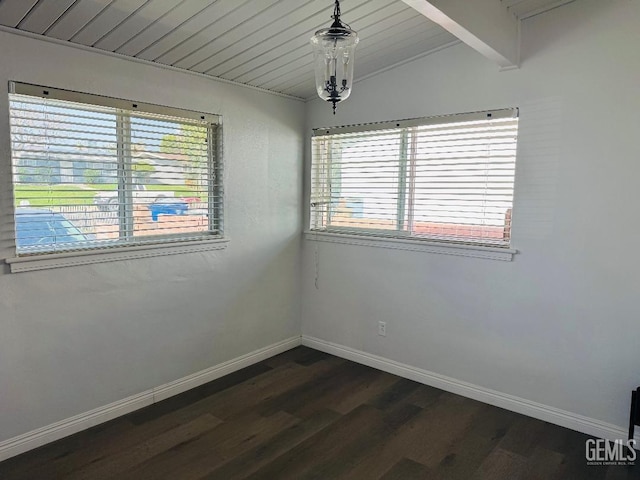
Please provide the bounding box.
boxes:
[0,0,575,99]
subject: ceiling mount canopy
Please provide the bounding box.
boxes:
[310,0,359,114]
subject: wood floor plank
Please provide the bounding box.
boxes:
[556,454,610,480]
[159,412,300,480]
[127,362,273,425]
[245,404,387,480]
[366,378,422,410]
[379,458,440,480]
[331,370,399,414]
[403,394,486,467]
[297,403,423,480]
[0,420,133,480]
[336,392,486,479]
[257,361,381,418]
[605,463,640,480]
[535,422,596,459]
[497,415,549,455]
[12,405,222,480]
[264,346,330,368]
[117,411,299,480]
[433,404,521,480]
[202,356,344,419]
[67,413,222,480]
[294,348,333,366]
[201,409,342,480]
[520,446,565,480]
[336,392,474,479]
[292,367,388,418]
[404,384,444,409]
[471,447,528,480]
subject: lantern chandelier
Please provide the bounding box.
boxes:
[310,0,359,114]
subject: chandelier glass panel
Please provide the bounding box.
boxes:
[310,0,359,114]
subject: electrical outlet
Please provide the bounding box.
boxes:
[378,321,387,337]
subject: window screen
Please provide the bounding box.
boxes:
[8,82,222,256]
[310,109,518,246]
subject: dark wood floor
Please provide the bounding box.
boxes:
[0,347,637,479]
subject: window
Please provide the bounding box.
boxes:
[7,82,223,262]
[310,109,518,248]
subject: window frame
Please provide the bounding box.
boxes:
[5,82,227,272]
[308,108,519,261]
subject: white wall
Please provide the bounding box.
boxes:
[303,0,640,433]
[0,31,304,441]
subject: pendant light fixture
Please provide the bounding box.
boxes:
[310,0,359,114]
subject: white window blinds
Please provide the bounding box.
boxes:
[311,109,518,246]
[8,82,222,256]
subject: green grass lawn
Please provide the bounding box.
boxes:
[86,184,201,195]
[15,185,98,206]
[15,184,205,207]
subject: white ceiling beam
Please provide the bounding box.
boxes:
[401,0,520,68]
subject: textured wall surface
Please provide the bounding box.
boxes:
[0,31,304,441]
[303,0,640,432]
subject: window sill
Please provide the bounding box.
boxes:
[303,231,517,261]
[5,238,229,273]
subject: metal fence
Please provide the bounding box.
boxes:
[55,205,117,232]
[55,201,208,234]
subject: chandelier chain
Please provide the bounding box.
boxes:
[333,0,341,21]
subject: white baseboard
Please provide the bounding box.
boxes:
[2,334,635,463]
[0,336,301,462]
[302,335,639,445]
